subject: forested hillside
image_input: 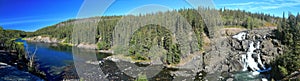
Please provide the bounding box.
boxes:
[28,7,280,65]
[0,27,28,40]
[0,27,28,53]
[220,8,280,28]
[30,8,279,48]
[271,13,300,80]
[12,7,300,80]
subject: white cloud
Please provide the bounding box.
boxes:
[221,2,268,6]
[219,0,300,11]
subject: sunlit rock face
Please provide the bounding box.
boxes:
[203,29,283,80]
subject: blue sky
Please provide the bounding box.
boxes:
[214,0,300,16]
[0,0,299,32]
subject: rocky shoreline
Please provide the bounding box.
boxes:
[25,36,98,49]
[0,62,43,81]
[25,28,287,80]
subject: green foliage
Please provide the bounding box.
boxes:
[128,24,181,64]
[220,8,279,29]
[178,9,204,49]
[271,52,300,79]
[134,74,148,81]
[135,74,148,81]
[29,7,279,50]
[278,65,288,76]
[166,44,181,64]
[96,18,119,49]
[31,20,74,43]
[28,8,280,65]
[97,41,109,50]
[0,26,3,31]
[129,24,173,61]
[272,13,300,80]
[0,29,27,41]
[133,53,148,60]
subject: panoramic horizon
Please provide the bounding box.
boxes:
[0,0,299,32]
[1,0,300,81]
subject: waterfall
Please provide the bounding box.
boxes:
[246,41,260,71]
[232,32,247,41]
[233,32,270,75]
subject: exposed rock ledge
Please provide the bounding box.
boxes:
[25,36,98,49]
[25,36,58,43]
[0,62,43,81]
[76,43,97,49]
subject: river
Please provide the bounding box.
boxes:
[21,40,173,81]
[19,36,271,81]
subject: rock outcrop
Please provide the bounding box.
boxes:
[203,28,283,80]
[101,28,283,80]
[25,36,59,43]
[0,62,43,81]
[25,36,98,49]
[76,43,98,49]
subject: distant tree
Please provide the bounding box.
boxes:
[246,17,253,29]
[296,13,300,23]
[0,26,3,31]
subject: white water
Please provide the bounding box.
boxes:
[246,42,260,71]
[233,32,269,80]
[256,41,265,69]
[262,78,268,81]
[232,32,247,41]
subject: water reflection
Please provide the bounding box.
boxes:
[24,41,177,81]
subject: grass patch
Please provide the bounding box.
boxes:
[15,42,24,45]
[223,25,245,28]
[59,42,73,46]
[21,38,27,40]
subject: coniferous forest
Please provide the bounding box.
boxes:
[1,6,300,80]
[27,8,280,65]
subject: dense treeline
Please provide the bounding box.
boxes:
[128,24,181,64]
[272,13,300,80]
[0,26,28,52]
[32,19,74,43]
[97,17,120,50]
[30,7,279,64]
[32,7,279,44]
[0,26,46,78]
[220,8,280,29]
[0,27,28,41]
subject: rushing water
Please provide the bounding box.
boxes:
[18,35,272,81]
[232,32,271,81]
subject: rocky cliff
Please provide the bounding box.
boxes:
[203,27,282,80]
[103,27,283,80]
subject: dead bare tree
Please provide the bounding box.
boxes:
[26,45,38,71]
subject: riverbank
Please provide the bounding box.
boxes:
[24,36,101,50]
[0,62,43,81]
[0,51,44,81]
